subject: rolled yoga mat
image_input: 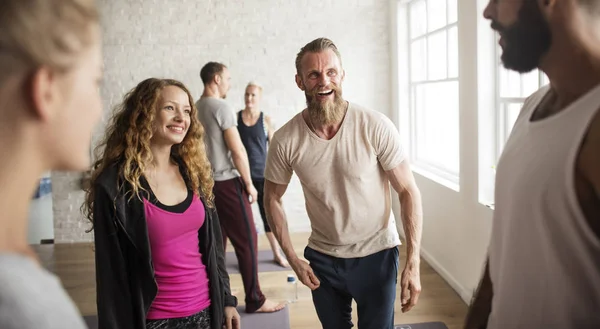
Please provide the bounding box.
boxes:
[395,322,448,329]
[225,250,290,274]
[83,305,290,329]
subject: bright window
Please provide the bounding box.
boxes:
[480,41,549,206]
[407,0,460,186]
[494,44,549,162]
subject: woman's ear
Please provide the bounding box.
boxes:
[28,66,62,122]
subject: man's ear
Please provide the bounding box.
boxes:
[215,74,222,86]
[295,74,304,91]
[28,66,60,122]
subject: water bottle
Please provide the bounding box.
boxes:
[286,274,298,303]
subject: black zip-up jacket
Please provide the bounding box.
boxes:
[92,162,237,329]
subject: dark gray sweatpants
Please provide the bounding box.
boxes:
[304,246,399,329]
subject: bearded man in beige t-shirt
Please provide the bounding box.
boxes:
[263,37,424,329]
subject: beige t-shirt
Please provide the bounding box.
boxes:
[264,103,404,258]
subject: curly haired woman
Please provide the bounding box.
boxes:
[83,78,240,329]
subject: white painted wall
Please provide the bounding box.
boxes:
[54,0,394,242]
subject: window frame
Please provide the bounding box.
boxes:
[406,0,461,189]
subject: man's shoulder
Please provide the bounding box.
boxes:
[588,108,600,140]
[347,102,395,134]
[348,102,389,122]
[196,97,233,112]
[579,107,600,180]
[522,85,551,109]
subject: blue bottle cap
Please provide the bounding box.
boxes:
[287,275,296,283]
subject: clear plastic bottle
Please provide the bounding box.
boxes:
[286,274,298,303]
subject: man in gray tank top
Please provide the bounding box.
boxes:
[465,1,600,328]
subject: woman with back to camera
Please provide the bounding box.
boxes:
[83,78,241,329]
[0,0,102,328]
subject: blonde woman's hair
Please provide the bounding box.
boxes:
[0,0,99,83]
[246,81,263,93]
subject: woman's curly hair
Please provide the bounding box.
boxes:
[82,78,214,230]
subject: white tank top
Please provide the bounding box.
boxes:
[488,84,600,328]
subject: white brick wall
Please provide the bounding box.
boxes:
[53,0,392,243]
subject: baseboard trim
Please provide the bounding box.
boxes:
[398,232,472,305]
[419,247,472,304]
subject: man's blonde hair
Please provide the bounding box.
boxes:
[0,0,99,83]
[295,37,343,75]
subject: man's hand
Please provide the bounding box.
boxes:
[223,306,240,329]
[400,261,421,313]
[290,258,320,290]
[246,183,258,204]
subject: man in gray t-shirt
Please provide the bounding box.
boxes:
[196,96,239,181]
[195,62,284,313]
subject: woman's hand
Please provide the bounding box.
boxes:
[224,306,241,329]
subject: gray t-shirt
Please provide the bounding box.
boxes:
[0,254,87,329]
[196,97,240,181]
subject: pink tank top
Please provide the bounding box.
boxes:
[144,190,211,320]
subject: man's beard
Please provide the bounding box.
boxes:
[306,86,347,126]
[493,0,551,73]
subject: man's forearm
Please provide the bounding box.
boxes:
[231,151,253,186]
[264,196,298,264]
[464,260,493,329]
[399,185,423,266]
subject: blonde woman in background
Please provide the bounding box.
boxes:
[237,82,289,268]
[0,0,102,328]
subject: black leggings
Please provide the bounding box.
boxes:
[252,178,271,233]
[146,308,210,329]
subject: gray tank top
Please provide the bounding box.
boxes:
[488,84,600,328]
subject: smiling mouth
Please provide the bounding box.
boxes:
[317,90,334,96]
[167,126,185,133]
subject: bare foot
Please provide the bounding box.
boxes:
[274,255,290,268]
[255,299,287,313]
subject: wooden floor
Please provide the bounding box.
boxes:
[32,232,467,329]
